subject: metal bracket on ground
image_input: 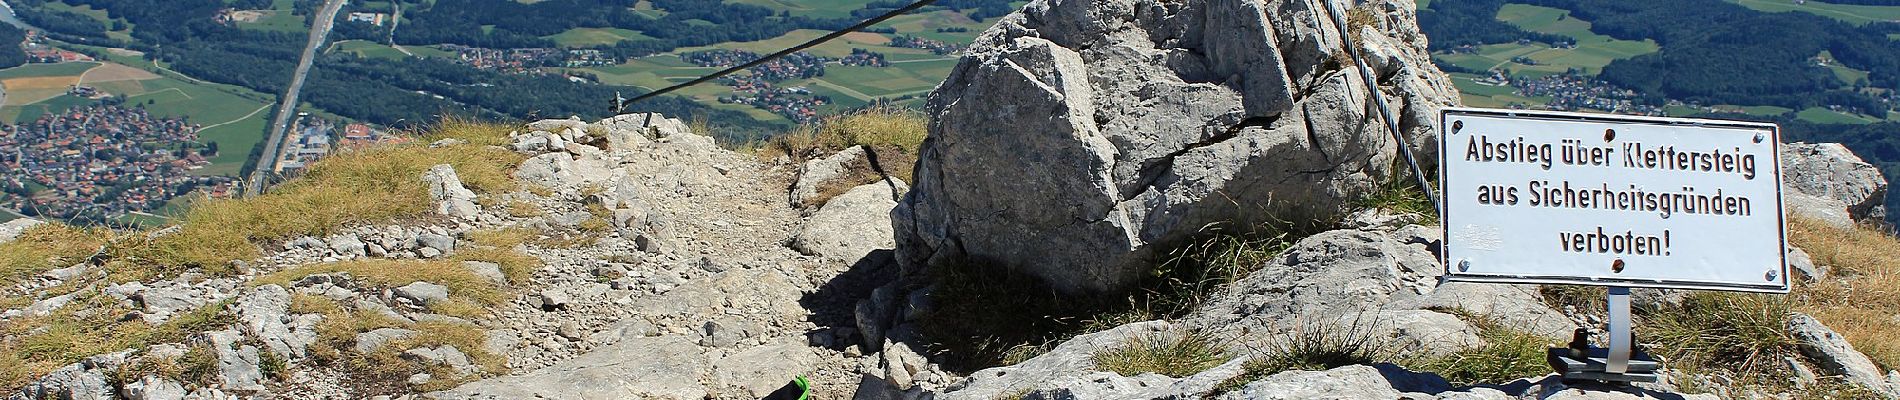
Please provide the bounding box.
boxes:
[1547,286,1660,383]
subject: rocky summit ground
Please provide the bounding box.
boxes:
[3,110,1896,400]
[5,0,1900,399]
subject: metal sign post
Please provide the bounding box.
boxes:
[1437,108,1788,383]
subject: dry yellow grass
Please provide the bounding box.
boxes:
[137,121,521,272]
[255,259,507,311]
[0,224,108,292]
[264,258,516,390]
[457,228,541,284]
[0,120,531,391]
[295,295,502,393]
[1788,216,1900,369]
[0,293,232,390]
[746,106,927,207]
[749,106,927,182]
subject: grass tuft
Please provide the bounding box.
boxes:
[0,295,234,390]
[1244,315,1397,376]
[1092,329,1230,378]
[0,224,109,292]
[1143,230,1293,318]
[1643,291,1797,377]
[1407,309,1553,386]
[923,223,1300,373]
[918,260,1116,372]
[1352,174,1438,225]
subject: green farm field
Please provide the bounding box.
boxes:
[545,28,655,47]
[1727,0,1900,26]
[332,40,411,60]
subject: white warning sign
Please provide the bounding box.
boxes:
[1439,108,1789,293]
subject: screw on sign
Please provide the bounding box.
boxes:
[1437,108,1788,383]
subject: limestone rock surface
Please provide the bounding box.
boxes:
[893,0,1457,294]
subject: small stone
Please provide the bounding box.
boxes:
[393,282,450,306]
[353,328,418,353]
[408,373,432,385]
[417,233,456,254]
[537,290,571,311]
[462,261,507,285]
[559,321,585,341]
[328,234,367,257]
[699,319,754,348]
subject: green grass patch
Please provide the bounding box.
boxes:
[238,9,309,32]
[403,45,457,59]
[673,29,892,58]
[1817,51,1871,85]
[721,0,864,18]
[1429,5,1658,80]
[132,77,277,176]
[8,94,96,124]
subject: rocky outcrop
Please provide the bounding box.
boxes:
[893,0,1458,294]
[1781,142,1889,228]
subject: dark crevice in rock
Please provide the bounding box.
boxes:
[1121,114,1281,201]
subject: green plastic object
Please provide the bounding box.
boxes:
[763,376,811,400]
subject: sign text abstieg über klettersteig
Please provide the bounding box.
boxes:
[1439,108,1788,293]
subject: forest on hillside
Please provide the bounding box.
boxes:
[6,0,782,138]
[1420,0,1900,226]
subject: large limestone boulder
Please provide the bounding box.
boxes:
[893,0,1457,294]
[1780,142,1888,228]
[794,181,907,261]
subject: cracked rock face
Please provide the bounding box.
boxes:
[893,0,1456,293]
